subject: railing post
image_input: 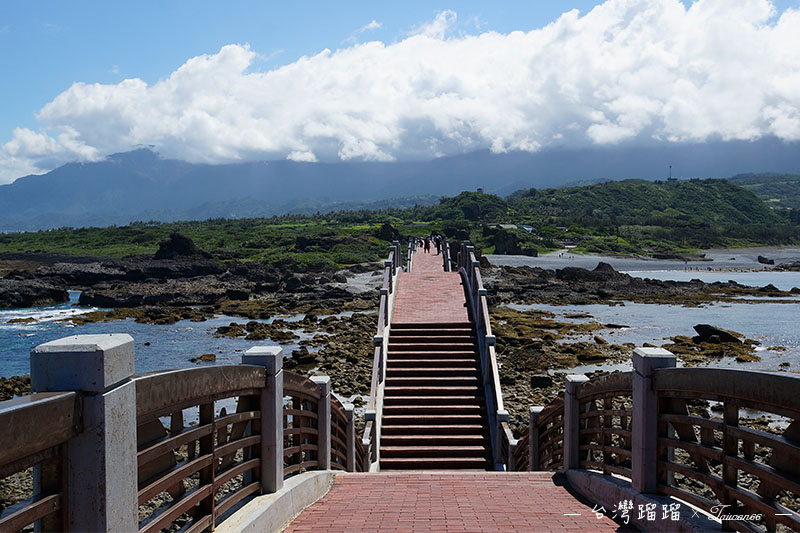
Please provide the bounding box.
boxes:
[364,409,377,469]
[632,347,676,493]
[243,345,283,494]
[563,374,589,470]
[392,240,401,270]
[344,402,356,472]
[31,334,138,532]
[311,376,332,470]
[529,406,543,471]
[495,409,509,466]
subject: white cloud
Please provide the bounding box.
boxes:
[2,0,800,183]
[345,19,382,43]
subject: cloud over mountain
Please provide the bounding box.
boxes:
[2,0,799,183]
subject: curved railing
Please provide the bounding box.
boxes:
[456,241,511,469]
[133,365,265,532]
[653,368,800,532]
[362,241,402,471]
[0,392,78,532]
[577,372,633,478]
[535,398,566,471]
[283,371,323,477]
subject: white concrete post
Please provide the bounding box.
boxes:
[563,374,589,470]
[632,347,676,493]
[311,376,332,471]
[364,409,377,468]
[243,346,283,493]
[529,406,544,471]
[495,409,509,467]
[31,334,138,533]
[344,403,356,472]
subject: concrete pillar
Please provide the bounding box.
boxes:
[632,347,676,493]
[364,409,376,468]
[344,403,356,472]
[495,409,509,467]
[529,406,544,471]
[563,374,589,470]
[311,376,332,470]
[243,346,283,493]
[31,334,138,533]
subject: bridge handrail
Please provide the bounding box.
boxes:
[653,367,800,532]
[362,240,402,471]
[513,353,800,531]
[456,241,509,469]
[0,392,78,532]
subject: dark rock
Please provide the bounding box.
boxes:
[0,278,69,308]
[189,353,216,363]
[757,255,775,265]
[376,222,400,242]
[530,374,553,388]
[155,233,210,260]
[693,324,742,343]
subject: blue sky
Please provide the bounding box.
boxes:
[1,0,799,182]
[1,1,612,135]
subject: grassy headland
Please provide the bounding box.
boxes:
[0,177,798,266]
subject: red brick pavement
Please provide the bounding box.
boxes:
[284,472,630,532]
[391,251,469,325]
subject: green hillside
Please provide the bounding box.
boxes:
[0,178,797,264]
[729,173,800,210]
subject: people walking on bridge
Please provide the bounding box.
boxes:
[434,235,442,255]
[424,236,431,253]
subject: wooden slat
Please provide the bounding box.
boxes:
[284,463,302,476]
[216,410,259,428]
[134,366,265,419]
[728,426,800,461]
[724,484,800,530]
[659,413,724,431]
[658,460,723,491]
[139,484,213,533]
[0,392,77,466]
[726,456,800,497]
[138,424,213,468]
[580,427,632,439]
[284,409,319,421]
[182,515,213,533]
[658,437,724,462]
[138,455,213,504]
[214,481,260,519]
[580,409,631,419]
[0,493,61,532]
[215,435,260,460]
[579,444,631,458]
[215,458,260,488]
[0,446,60,480]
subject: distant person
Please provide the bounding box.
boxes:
[424,236,431,253]
[434,236,442,255]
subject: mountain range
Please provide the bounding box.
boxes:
[1,136,798,231]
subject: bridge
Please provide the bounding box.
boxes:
[1,240,798,532]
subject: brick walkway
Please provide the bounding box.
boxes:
[284,472,629,532]
[391,250,469,325]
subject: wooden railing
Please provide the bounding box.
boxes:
[508,349,800,530]
[0,392,78,532]
[577,372,633,478]
[654,368,800,532]
[362,241,402,471]
[1,337,363,532]
[456,241,512,469]
[134,365,264,533]
[534,398,565,471]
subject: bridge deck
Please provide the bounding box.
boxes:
[391,248,469,324]
[285,472,628,532]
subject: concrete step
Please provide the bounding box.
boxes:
[387,351,478,359]
[383,405,485,416]
[385,367,481,378]
[384,376,480,386]
[388,343,476,352]
[384,386,481,396]
[380,434,489,446]
[384,395,485,406]
[391,322,473,330]
[382,414,486,425]
[379,457,490,470]
[390,328,474,337]
[380,446,489,458]
[387,335,475,344]
[388,358,478,368]
[381,424,486,435]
